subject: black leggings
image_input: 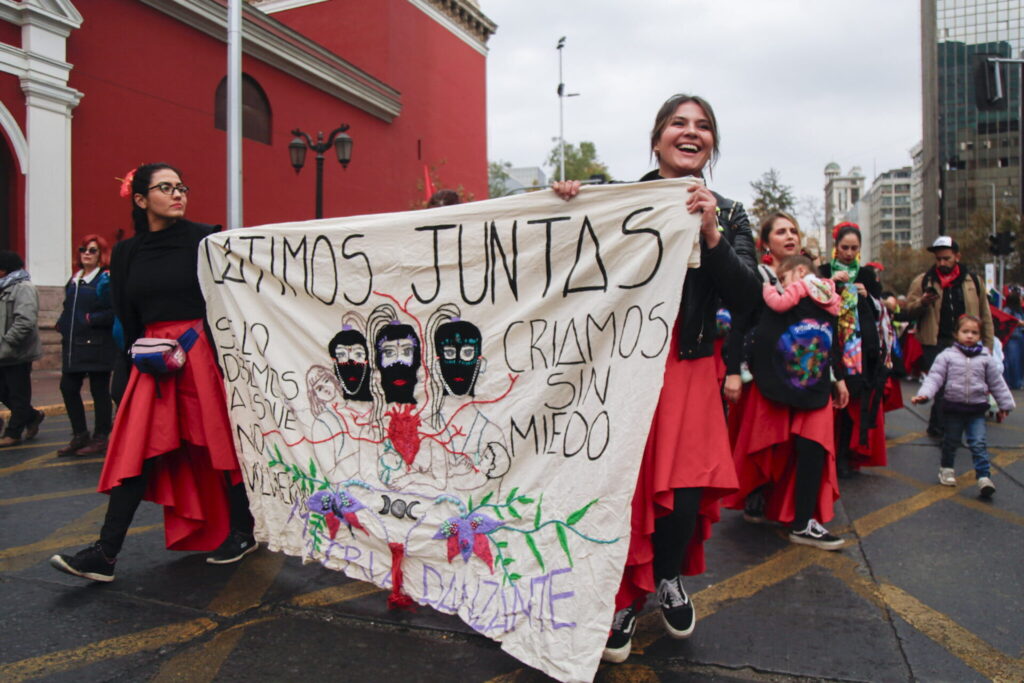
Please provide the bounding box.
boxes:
[60,371,113,436]
[99,460,254,558]
[793,436,826,529]
[651,487,703,583]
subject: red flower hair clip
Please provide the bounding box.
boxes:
[116,167,137,198]
[832,221,860,241]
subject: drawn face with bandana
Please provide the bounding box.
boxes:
[375,322,421,404]
[327,328,371,402]
[434,319,483,396]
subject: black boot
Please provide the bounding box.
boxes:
[57,432,91,457]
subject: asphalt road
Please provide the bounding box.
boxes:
[1,381,1022,682]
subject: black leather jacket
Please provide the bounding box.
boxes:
[638,170,761,359]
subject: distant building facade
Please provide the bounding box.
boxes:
[824,162,865,251]
[920,0,1022,243]
[864,167,914,259]
[910,140,925,249]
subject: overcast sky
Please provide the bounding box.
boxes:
[480,0,922,231]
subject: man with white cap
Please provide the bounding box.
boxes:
[905,235,994,436]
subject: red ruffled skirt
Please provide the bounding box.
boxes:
[724,382,839,524]
[883,375,905,412]
[615,351,738,612]
[838,399,887,469]
[98,320,240,551]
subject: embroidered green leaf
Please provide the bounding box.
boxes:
[496,541,508,548]
[556,523,573,567]
[566,498,598,526]
[518,496,534,504]
[479,491,493,507]
[494,507,505,520]
[534,492,543,529]
[502,557,515,567]
[525,534,545,572]
[506,487,519,505]
[508,573,522,582]
[508,505,522,520]
[468,495,474,511]
[308,458,317,479]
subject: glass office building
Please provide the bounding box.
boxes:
[922,0,1023,240]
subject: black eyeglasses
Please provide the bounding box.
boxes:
[147,182,190,196]
[78,246,99,254]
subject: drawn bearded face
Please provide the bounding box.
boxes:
[375,323,421,404]
[434,320,482,396]
[327,329,371,401]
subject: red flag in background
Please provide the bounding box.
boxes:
[423,165,436,202]
[991,305,1021,344]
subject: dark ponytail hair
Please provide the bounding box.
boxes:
[129,162,183,234]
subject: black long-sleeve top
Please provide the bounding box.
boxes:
[110,218,220,349]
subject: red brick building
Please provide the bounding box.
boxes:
[0,0,494,364]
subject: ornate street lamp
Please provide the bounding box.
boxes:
[289,124,353,219]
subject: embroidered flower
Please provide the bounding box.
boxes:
[306,490,368,539]
[433,513,502,571]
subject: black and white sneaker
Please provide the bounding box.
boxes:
[206,530,259,565]
[789,518,845,551]
[49,541,115,582]
[657,576,695,638]
[601,605,637,663]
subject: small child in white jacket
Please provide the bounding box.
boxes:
[912,315,1015,497]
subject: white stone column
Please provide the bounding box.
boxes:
[9,1,84,286]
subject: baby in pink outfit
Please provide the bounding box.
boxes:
[764,254,841,315]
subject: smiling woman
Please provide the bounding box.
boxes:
[552,92,762,664]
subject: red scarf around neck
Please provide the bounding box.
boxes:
[936,264,961,289]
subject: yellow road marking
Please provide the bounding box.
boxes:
[38,457,105,468]
[0,487,97,507]
[817,553,1024,680]
[878,582,1024,681]
[632,546,816,652]
[852,476,966,538]
[601,663,660,681]
[204,551,286,617]
[885,431,927,447]
[289,579,386,607]
[149,617,273,683]
[0,452,56,477]
[0,523,160,572]
[0,618,217,683]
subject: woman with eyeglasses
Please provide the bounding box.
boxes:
[50,163,255,583]
[55,235,117,456]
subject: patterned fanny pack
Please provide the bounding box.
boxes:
[130,322,203,375]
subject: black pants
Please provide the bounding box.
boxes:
[99,461,254,558]
[111,352,131,406]
[793,436,826,529]
[651,487,703,583]
[0,362,38,438]
[60,371,113,436]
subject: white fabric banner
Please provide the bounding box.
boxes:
[199,178,700,682]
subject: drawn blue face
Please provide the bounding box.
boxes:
[776,319,832,389]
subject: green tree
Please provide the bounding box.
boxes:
[879,241,935,296]
[749,168,796,224]
[488,160,513,198]
[545,140,612,182]
[959,203,1022,286]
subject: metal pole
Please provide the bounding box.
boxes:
[226,0,242,230]
[557,37,565,183]
[315,132,325,220]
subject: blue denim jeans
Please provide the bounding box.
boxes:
[941,413,990,479]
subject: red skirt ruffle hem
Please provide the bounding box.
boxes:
[98,320,240,552]
[838,399,887,469]
[615,353,738,612]
[724,382,839,525]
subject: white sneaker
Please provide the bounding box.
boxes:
[978,476,995,498]
[938,467,956,486]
